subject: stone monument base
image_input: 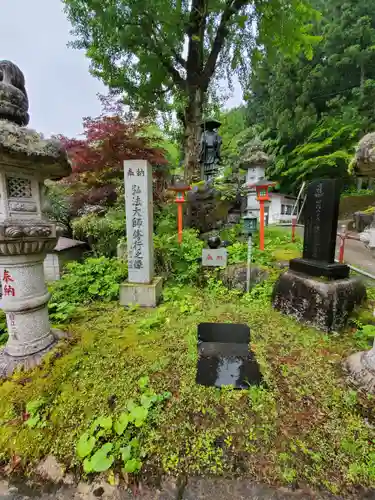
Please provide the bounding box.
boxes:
[120,277,163,308]
[289,258,350,279]
[272,270,366,332]
[0,329,66,378]
[344,350,375,394]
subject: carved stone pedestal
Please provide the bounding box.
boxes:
[0,226,64,377]
[344,342,375,394]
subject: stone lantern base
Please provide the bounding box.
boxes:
[0,329,65,378]
[0,228,65,378]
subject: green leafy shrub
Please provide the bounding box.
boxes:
[154,229,204,284]
[76,377,171,475]
[49,257,128,324]
[0,310,7,346]
[227,226,302,267]
[154,203,178,236]
[72,209,126,257]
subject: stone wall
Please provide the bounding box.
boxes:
[339,194,375,219]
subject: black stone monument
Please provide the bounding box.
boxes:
[272,178,366,332]
[289,179,349,279]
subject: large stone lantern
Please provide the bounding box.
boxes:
[0,60,71,377]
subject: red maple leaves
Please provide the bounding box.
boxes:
[58,116,169,211]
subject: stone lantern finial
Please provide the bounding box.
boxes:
[0,60,29,127]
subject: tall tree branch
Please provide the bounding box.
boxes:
[201,0,249,89]
[186,0,208,87]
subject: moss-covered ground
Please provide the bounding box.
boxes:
[0,281,374,496]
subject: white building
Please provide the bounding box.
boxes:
[244,164,296,225]
[267,193,296,224]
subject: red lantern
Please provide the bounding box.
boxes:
[247,180,276,251]
[168,183,191,244]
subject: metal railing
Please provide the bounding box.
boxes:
[274,221,375,281]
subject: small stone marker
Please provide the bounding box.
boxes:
[202,248,227,267]
[290,179,349,279]
[120,160,162,307]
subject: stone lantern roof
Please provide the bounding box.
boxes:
[0,60,71,180]
[240,137,270,169]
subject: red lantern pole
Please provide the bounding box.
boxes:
[292,215,297,243]
[177,198,184,244]
[338,224,346,264]
[259,200,265,251]
[168,183,191,245]
[248,180,276,253]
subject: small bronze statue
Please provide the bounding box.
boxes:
[199,119,222,181]
[0,60,29,126]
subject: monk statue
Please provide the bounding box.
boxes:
[0,60,29,126]
[199,119,222,181]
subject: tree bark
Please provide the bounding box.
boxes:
[183,87,203,183]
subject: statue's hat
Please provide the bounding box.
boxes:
[200,118,221,130]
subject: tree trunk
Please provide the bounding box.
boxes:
[183,87,203,183]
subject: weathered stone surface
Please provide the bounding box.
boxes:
[0,120,70,176]
[344,341,375,394]
[186,183,242,233]
[183,478,341,499]
[352,211,374,233]
[350,132,375,177]
[36,456,65,483]
[272,270,366,332]
[219,263,269,292]
[0,478,348,500]
[0,60,29,126]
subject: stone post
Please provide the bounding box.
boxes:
[345,340,375,394]
[0,60,71,377]
[119,160,162,307]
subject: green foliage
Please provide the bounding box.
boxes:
[76,378,171,474]
[0,310,7,346]
[154,229,204,284]
[342,187,375,198]
[354,323,375,349]
[49,257,128,324]
[227,226,302,267]
[24,399,48,429]
[72,209,126,257]
[1,282,375,492]
[44,183,74,235]
[248,0,375,190]
[63,0,320,180]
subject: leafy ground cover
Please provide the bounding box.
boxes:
[0,276,374,496]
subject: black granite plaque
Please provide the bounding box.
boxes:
[196,323,262,389]
[290,179,349,279]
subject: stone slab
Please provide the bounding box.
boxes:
[289,258,349,279]
[272,270,366,332]
[119,276,163,308]
[302,179,341,263]
[124,160,154,284]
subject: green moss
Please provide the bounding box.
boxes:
[272,248,301,261]
[0,285,374,494]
